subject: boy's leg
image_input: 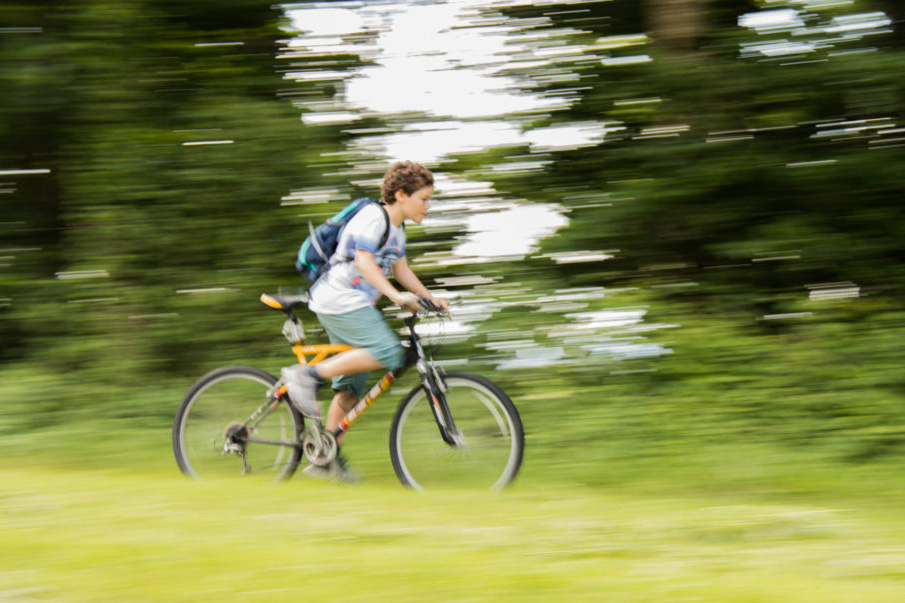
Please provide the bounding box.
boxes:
[282,349,378,418]
[327,390,357,445]
[284,306,403,424]
[315,307,405,385]
[313,348,383,381]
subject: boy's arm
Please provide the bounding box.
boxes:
[354,249,419,310]
[391,256,429,297]
[392,257,450,315]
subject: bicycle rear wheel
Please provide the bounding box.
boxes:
[389,372,523,490]
[173,366,303,481]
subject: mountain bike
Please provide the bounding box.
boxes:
[172,293,524,490]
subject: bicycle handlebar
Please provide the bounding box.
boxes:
[417,296,447,317]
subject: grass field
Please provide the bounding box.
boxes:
[4,421,905,601]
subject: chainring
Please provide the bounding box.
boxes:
[301,429,337,466]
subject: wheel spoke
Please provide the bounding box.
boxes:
[173,367,303,481]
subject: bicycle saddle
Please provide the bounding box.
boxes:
[260,292,309,311]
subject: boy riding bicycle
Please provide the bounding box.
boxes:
[282,161,449,480]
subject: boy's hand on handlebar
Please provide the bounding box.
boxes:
[392,292,421,312]
[419,295,451,317]
[432,296,451,316]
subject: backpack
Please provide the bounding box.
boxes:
[295,197,390,285]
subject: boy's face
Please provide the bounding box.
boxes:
[395,185,433,224]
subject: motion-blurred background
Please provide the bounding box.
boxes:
[2,0,904,486]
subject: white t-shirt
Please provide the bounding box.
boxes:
[308,203,406,315]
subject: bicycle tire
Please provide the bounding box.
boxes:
[173,366,303,481]
[389,372,524,490]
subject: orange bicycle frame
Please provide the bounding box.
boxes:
[285,341,398,437]
[259,292,425,440]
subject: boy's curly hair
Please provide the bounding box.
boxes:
[381,161,434,205]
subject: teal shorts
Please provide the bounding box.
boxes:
[316,305,405,397]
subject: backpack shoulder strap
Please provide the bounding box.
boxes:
[307,220,329,261]
[376,201,391,249]
[331,199,390,266]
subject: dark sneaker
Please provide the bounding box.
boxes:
[301,462,333,480]
[280,365,322,418]
[302,455,361,484]
[332,455,361,483]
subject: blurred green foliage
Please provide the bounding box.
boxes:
[2,0,905,483]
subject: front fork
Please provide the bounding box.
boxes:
[418,360,462,446]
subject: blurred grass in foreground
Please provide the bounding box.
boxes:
[4,357,905,600]
[4,466,905,601]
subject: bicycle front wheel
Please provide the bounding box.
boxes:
[173,366,303,481]
[390,372,524,490]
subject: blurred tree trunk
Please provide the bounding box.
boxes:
[645,0,708,52]
[886,1,905,47]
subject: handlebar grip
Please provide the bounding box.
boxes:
[417,296,445,315]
